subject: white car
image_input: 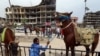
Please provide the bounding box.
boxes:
[16,26,24,30]
[15,26,24,32]
[15,26,30,33]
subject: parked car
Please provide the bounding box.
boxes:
[16,26,24,30]
[15,26,24,32]
[15,26,30,33]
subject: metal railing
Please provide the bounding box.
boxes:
[0,45,100,56]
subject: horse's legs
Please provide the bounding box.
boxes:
[66,46,69,56]
[70,46,75,56]
[5,45,9,56]
[85,45,90,56]
[91,34,99,56]
[91,42,98,56]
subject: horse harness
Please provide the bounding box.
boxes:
[61,21,96,45]
[62,21,73,30]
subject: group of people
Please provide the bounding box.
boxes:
[42,26,63,39]
[27,25,63,39]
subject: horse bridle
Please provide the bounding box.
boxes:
[62,21,73,30]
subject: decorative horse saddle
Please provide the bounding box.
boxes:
[75,27,96,45]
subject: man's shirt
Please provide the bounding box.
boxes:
[29,43,48,56]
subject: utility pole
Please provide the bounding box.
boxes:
[84,0,87,15]
[8,0,15,32]
[84,0,89,15]
[84,0,87,27]
[7,0,11,24]
[9,0,11,6]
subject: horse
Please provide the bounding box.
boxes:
[26,24,33,35]
[33,26,41,37]
[54,12,99,56]
[0,27,18,56]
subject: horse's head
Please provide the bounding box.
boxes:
[54,12,73,27]
[9,41,19,55]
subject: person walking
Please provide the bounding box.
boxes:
[24,24,27,35]
[46,26,52,39]
[29,38,50,56]
[56,26,61,38]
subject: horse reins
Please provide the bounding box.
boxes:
[62,22,73,30]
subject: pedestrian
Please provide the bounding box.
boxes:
[24,24,27,35]
[46,26,52,39]
[29,38,50,56]
[56,26,61,38]
[29,25,32,35]
[61,28,64,39]
[41,26,45,37]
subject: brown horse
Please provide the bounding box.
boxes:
[55,12,99,56]
[33,26,41,37]
[0,27,18,56]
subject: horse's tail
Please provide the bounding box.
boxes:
[91,33,99,55]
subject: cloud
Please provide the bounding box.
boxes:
[11,0,41,6]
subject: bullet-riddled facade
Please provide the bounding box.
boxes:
[5,0,56,26]
[83,11,100,29]
[0,17,5,24]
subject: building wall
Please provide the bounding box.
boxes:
[0,17,5,24]
[5,0,56,26]
[83,11,100,29]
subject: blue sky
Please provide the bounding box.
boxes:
[0,0,100,23]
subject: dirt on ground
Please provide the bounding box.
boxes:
[16,35,49,42]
